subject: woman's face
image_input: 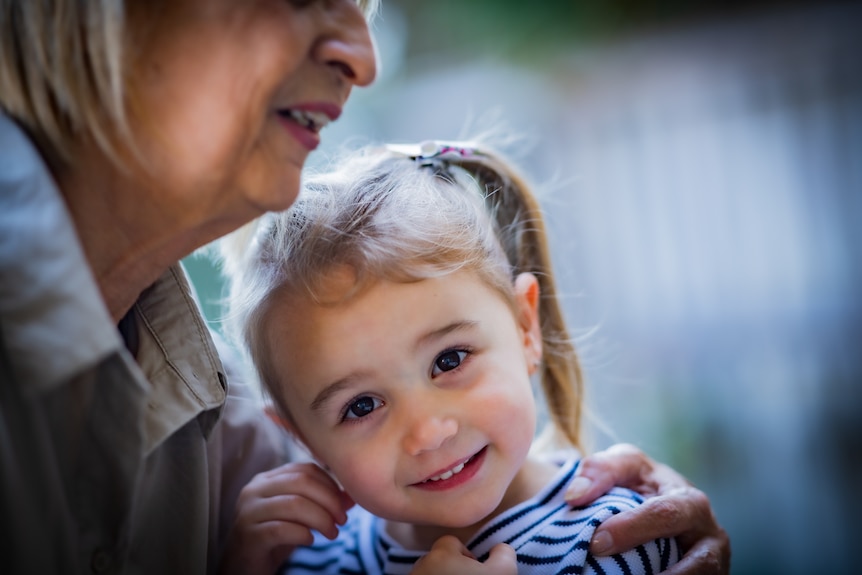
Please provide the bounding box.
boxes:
[126,0,376,224]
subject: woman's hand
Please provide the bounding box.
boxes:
[565,443,730,574]
[219,462,352,575]
[410,536,517,575]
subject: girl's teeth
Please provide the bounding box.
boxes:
[428,461,467,482]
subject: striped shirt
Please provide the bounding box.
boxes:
[282,458,680,574]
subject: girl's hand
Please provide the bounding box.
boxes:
[219,462,352,575]
[565,443,730,574]
[410,536,517,575]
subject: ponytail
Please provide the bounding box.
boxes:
[459,152,585,453]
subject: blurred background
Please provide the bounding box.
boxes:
[185,1,862,573]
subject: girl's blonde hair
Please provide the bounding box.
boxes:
[0,0,379,166]
[220,139,584,453]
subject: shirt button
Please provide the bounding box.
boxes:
[91,549,112,573]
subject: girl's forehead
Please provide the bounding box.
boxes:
[293,263,428,307]
[306,265,361,304]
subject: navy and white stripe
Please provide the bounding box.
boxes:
[281,458,679,574]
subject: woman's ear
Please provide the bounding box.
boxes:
[514,272,542,375]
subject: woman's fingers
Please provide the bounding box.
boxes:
[563,444,730,574]
[587,485,707,553]
[565,443,663,504]
[660,531,731,575]
[585,483,730,574]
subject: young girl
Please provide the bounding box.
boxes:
[218,140,680,574]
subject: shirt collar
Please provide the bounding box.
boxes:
[133,264,226,452]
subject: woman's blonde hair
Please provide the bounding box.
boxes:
[0,0,128,163]
[220,138,585,453]
[0,0,379,165]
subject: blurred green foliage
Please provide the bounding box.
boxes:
[183,253,225,334]
[388,0,830,60]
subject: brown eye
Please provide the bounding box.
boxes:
[343,396,382,420]
[432,350,467,376]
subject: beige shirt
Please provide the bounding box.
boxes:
[0,114,289,574]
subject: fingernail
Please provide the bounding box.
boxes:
[591,531,613,555]
[565,476,592,500]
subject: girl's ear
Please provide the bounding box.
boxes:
[265,404,294,433]
[265,405,330,466]
[513,272,542,375]
[266,405,311,451]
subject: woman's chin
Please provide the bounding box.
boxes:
[249,180,302,214]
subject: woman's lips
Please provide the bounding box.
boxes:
[278,113,322,151]
[412,447,487,492]
[277,103,341,152]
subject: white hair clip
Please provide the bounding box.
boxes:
[386,140,481,166]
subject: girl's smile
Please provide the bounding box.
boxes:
[412,447,487,491]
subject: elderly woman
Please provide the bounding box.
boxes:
[0,1,728,574]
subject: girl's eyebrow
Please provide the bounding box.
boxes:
[309,320,479,413]
[416,320,478,350]
[310,376,358,413]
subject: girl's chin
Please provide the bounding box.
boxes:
[384,502,505,551]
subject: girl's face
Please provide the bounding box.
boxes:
[266,269,543,542]
[126,0,376,225]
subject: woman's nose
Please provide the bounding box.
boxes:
[315,1,377,87]
[402,414,458,457]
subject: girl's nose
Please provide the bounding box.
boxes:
[402,415,458,457]
[315,1,377,87]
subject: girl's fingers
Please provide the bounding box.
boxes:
[238,462,349,526]
[483,543,517,575]
[238,491,345,539]
[428,535,474,558]
[258,461,343,497]
[412,538,517,575]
